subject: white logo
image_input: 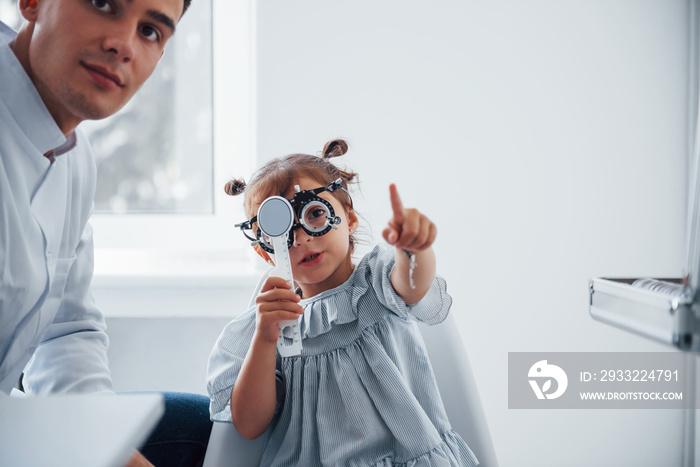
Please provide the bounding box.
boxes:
[528,360,568,400]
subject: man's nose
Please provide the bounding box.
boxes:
[102,23,136,63]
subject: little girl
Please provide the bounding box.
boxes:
[206,140,478,466]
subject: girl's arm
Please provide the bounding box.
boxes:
[230,276,303,440]
[382,184,438,305]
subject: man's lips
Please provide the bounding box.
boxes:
[82,62,124,88]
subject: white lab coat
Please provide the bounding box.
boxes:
[0,21,112,395]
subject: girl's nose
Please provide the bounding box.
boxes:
[292,227,312,247]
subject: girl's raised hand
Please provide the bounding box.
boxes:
[254,276,303,345]
[382,184,437,252]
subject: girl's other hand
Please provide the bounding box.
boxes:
[254,276,304,345]
[382,184,437,252]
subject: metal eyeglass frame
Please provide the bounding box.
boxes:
[235,178,350,254]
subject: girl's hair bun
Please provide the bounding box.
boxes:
[321,139,349,159]
[224,178,246,196]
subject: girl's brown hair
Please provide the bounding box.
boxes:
[225,139,360,251]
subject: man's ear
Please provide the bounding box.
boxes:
[19,0,39,22]
[254,244,273,264]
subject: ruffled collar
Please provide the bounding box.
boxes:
[283,253,373,340]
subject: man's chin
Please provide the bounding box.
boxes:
[76,101,129,123]
[64,87,132,122]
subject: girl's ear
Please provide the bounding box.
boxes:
[254,244,274,264]
[346,209,359,235]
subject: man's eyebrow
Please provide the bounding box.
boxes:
[147,10,176,33]
[122,0,176,33]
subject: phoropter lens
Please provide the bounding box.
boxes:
[300,201,331,233]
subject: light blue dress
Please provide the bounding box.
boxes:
[207,245,479,466]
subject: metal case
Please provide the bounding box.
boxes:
[589,277,698,351]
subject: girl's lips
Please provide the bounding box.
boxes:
[299,251,324,266]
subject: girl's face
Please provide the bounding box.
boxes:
[263,176,358,299]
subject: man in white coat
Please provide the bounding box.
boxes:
[0,0,212,465]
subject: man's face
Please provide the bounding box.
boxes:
[22,0,183,133]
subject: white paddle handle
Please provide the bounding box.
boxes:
[270,234,302,357]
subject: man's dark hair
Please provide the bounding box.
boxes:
[182,0,192,16]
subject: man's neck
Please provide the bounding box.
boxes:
[9,25,80,137]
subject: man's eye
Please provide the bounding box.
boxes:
[140,25,161,43]
[91,0,113,13]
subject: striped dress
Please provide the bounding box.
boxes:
[207,244,479,466]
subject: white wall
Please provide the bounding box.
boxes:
[100,1,693,466]
[251,0,690,466]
